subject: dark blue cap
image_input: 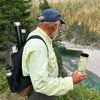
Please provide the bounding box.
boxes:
[39,9,66,24]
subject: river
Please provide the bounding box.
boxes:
[57,43,100,91]
[66,45,100,78]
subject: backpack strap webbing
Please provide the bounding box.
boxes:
[26,35,49,56]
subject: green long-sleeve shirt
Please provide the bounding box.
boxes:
[22,27,73,96]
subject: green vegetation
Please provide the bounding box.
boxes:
[39,0,51,12]
[0,68,27,99]
[66,21,100,47]
[0,68,8,93]
[0,0,33,51]
[0,0,100,50]
[0,53,5,66]
[0,68,100,100]
[0,0,33,99]
[0,0,100,99]
[30,0,100,47]
[53,0,100,30]
[58,85,100,100]
[52,0,100,47]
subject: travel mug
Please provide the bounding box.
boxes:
[78,53,89,73]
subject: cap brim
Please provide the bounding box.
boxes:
[60,19,66,24]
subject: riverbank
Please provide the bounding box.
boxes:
[59,41,100,78]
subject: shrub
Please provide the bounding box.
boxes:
[0,68,8,93]
[58,85,100,100]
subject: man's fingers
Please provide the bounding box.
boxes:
[81,73,87,76]
[71,71,87,84]
[80,73,87,79]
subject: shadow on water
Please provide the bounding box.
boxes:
[57,45,100,92]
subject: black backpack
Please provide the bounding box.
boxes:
[6,35,48,96]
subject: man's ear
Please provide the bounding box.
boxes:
[53,22,57,30]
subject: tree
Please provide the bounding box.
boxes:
[0,0,33,66]
[0,0,33,51]
[39,0,51,12]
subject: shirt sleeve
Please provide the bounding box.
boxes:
[27,40,73,96]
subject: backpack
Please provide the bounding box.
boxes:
[6,35,48,96]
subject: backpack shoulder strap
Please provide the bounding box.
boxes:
[26,35,49,56]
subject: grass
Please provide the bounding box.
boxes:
[31,0,100,33]
[30,0,100,47]
[52,0,100,32]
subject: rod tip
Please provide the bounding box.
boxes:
[14,22,21,26]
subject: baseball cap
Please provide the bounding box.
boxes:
[39,9,66,24]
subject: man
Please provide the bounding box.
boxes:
[22,9,87,100]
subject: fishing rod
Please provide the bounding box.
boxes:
[14,22,23,50]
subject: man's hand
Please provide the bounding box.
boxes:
[71,71,87,85]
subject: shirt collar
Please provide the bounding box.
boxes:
[36,27,52,45]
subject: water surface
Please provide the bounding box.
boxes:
[58,46,100,92]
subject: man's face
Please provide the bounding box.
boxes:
[52,21,61,40]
